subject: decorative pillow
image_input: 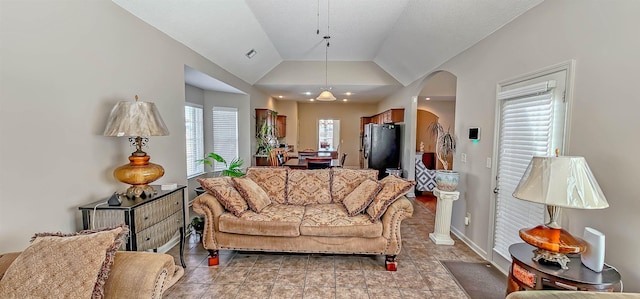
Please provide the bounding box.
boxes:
[0,224,129,299]
[342,179,382,216]
[198,177,248,217]
[287,169,331,205]
[366,175,415,221]
[331,168,378,203]
[245,167,288,204]
[232,177,272,213]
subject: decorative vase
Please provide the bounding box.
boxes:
[435,170,459,191]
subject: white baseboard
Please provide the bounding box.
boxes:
[450,226,508,276]
[451,226,487,259]
[154,235,181,254]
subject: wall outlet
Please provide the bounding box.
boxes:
[461,153,467,163]
[486,157,492,168]
[465,212,471,226]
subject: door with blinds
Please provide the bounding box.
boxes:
[491,67,569,267]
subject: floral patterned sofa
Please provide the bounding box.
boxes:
[192,167,414,271]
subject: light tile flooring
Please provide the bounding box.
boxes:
[164,198,485,298]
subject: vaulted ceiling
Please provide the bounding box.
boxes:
[113,0,543,102]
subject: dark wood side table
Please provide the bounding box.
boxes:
[506,243,621,295]
[79,185,186,268]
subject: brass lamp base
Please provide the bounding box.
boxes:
[531,248,572,270]
[114,154,164,199]
[519,225,587,270]
[123,184,157,199]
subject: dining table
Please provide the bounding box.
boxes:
[283,158,341,169]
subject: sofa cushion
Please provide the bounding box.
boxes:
[218,204,305,237]
[366,175,415,221]
[0,224,128,299]
[287,169,332,205]
[245,167,288,204]
[232,177,272,213]
[331,168,378,203]
[198,177,248,217]
[342,179,382,216]
[300,204,383,238]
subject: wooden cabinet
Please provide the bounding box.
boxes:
[382,109,404,123]
[79,186,187,267]
[255,108,277,135]
[360,117,372,134]
[360,108,405,132]
[256,108,278,155]
[276,115,286,138]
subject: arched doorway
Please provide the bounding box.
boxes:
[415,71,457,170]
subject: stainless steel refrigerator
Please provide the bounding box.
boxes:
[362,123,402,179]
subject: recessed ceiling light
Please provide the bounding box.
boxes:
[305,92,312,96]
[345,92,352,96]
[278,95,283,99]
[425,97,431,101]
[342,99,348,102]
[309,98,315,102]
[245,49,257,59]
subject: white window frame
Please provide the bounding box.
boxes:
[318,119,340,150]
[212,106,239,172]
[185,103,204,178]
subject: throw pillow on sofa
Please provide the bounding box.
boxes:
[0,224,129,299]
[342,179,382,216]
[366,175,415,221]
[198,177,248,217]
[245,167,288,204]
[232,177,272,213]
[331,168,378,203]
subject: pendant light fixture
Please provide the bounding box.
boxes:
[316,0,336,101]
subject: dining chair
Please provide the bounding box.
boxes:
[269,148,288,166]
[340,153,347,167]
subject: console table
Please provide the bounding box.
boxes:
[79,185,186,268]
[506,243,621,295]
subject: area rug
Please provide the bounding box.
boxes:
[441,261,507,299]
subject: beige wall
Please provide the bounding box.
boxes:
[297,102,378,167]
[0,0,270,252]
[435,0,640,290]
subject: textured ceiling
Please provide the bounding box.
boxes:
[113,0,543,102]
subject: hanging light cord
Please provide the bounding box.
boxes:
[316,0,320,35]
[324,0,331,89]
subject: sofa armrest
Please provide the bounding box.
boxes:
[104,251,183,299]
[192,193,226,250]
[0,252,20,280]
[507,291,640,299]
[380,196,414,255]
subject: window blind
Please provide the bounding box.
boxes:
[185,105,204,177]
[493,80,560,260]
[212,106,238,172]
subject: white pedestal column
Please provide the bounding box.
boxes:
[429,188,460,245]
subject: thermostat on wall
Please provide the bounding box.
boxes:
[469,127,480,141]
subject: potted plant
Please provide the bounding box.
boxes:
[256,119,277,156]
[428,120,459,191]
[198,152,245,177]
[194,152,245,195]
[190,216,205,234]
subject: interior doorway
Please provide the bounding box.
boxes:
[415,71,457,170]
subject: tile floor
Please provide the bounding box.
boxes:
[164,198,485,298]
